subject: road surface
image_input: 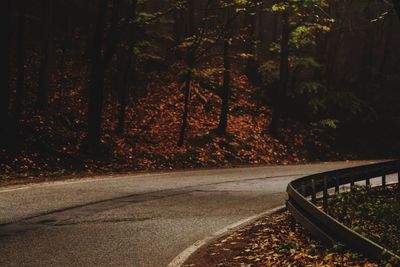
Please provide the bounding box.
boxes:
[0,161,385,266]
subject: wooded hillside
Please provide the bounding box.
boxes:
[1,0,399,181]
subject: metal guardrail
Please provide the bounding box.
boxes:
[286,160,400,262]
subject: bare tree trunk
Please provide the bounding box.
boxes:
[86,0,121,147]
[87,0,108,146]
[116,0,138,135]
[271,0,279,44]
[393,0,400,20]
[58,0,72,108]
[37,0,53,109]
[177,70,192,147]
[357,2,375,90]
[313,1,331,82]
[15,0,27,123]
[0,0,12,138]
[245,1,260,83]
[270,3,289,136]
[217,7,232,135]
[172,0,184,54]
[103,0,120,67]
[116,55,133,135]
[380,14,393,75]
[83,0,95,61]
[216,38,231,135]
[177,0,195,147]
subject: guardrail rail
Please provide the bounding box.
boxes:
[286,160,400,262]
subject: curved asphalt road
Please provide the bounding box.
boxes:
[0,161,384,267]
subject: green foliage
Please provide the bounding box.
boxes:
[290,56,321,70]
[291,25,316,48]
[271,3,289,13]
[329,91,377,122]
[295,82,323,95]
[311,119,339,130]
[136,12,162,26]
[269,0,346,135]
[193,67,224,91]
[268,42,281,54]
[258,60,279,84]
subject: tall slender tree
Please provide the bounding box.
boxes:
[87,0,121,147]
[270,1,289,136]
[15,0,28,122]
[37,0,54,109]
[58,0,72,107]
[177,0,195,147]
[271,6,279,44]
[87,0,109,146]
[379,12,393,75]
[116,0,138,135]
[0,0,12,136]
[216,5,232,135]
[172,0,185,58]
[393,0,400,19]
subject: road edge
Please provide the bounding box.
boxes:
[166,205,286,267]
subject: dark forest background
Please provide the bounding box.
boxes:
[1,0,400,181]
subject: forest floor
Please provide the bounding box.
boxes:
[0,53,358,185]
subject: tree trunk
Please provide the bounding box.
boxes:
[177,65,193,147]
[172,0,183,44]
[103,0,120,67]
[216,38,231,135]
[393,0,400,20]
[0,0,12,137]
[177,0,195,147]
[217,7,232,135]
[116,55,132,135]
[173,3,185,59]
[15,0,27,122]
[380,14,394,75]
[116,0,138,135]
[37,0,53,109]
[245,2,259,83]
[83,0,95,61]
[87,0,108,146]
[58,0,72,108]
[270,3,289,136]
[357,2,375,90]
[187,0,195,38]
[271,0,279,44]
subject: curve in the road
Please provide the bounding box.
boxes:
[0,161,384,267]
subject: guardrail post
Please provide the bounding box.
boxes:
[366,177,370,187]
[301,184,306,196]
[398,172,400,191]
[311,179,316,204]
[335,177,339,194]
[350,177,355,192]
[323,177,328,212]
[382,175,386,187]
